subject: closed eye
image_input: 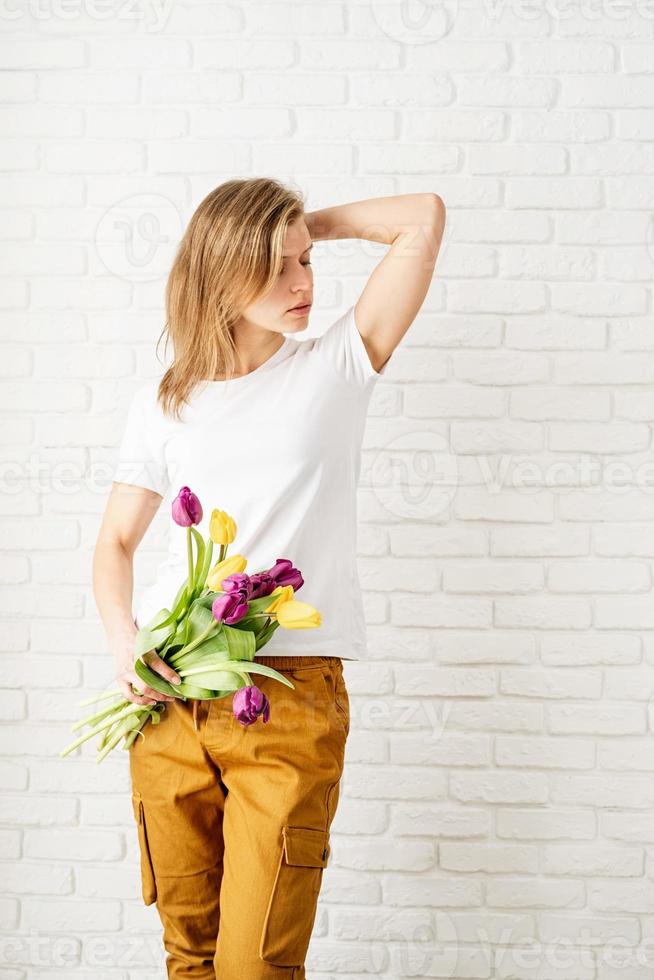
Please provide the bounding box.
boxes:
[279,261,312,275]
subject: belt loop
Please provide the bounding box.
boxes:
[192,699,199,732]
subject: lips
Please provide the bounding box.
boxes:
[289,303,311,311]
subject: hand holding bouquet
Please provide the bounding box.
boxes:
[60,486,322,763]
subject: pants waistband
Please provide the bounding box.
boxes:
[188,655,341,729]
[252,654,341,669]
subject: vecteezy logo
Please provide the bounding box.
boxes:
[95,193,183,282]
[370,0,459,45]
[369,429,459,520]
[365,909,460,977]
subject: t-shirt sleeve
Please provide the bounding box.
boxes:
[311,304,392,388]
[112,385,170,497]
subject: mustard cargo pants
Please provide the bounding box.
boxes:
[128,654,350,979]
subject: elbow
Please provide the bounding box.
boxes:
[420,194,446,237]
[421,195,446,256]
[428,193,446,223]
[95,531,134,564]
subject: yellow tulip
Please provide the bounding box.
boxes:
[209,509,237,545]
[263,585,294,613]
[274,599,322,630]
[206,554,247,591]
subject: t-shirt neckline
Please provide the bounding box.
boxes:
[200,335,291,386]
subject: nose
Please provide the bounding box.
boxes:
[295,269,312,290]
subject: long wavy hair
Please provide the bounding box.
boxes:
[156,177,306,421]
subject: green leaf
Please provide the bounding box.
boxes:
[134,609,176,658]
[170,577,189,609]
[154,582,190,631]
[134,658,186,699]
[255,620,280,650]
[167,619,191,652]
[181,601,215,646]
[172,633,229,670]
[180,659,294,690]
[230,615,262,633]
[246,593,284,613]
[175,683,222,700]
[146,607,176,633]
[227,662,295,689]
[178,669,243,692]
[222,624,256,661]
[194,592,217,611]
[195,537,214,595]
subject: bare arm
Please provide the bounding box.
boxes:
[305,193,446,372]
[93,483,182,705]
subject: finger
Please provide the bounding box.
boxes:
[153,669,182,688]
[141,650,182,688]
[121,670,173,704]
[143,686,175,703]
[129,690,156,705]
[120,685,151,706]
[147,655,182,687]
[125,676,159,705]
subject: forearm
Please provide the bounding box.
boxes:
[304,193,441,247]
[92,540,138,664]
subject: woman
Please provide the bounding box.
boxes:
[93,177,445,979]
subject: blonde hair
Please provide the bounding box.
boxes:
[156,177,306,421]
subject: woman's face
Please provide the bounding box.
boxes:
[242,218,314,336]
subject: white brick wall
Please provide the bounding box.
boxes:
[4,1,654,977]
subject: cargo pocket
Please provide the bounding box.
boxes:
[334,669,350,737]
[259,825,330,967]
[131,792,157,906]
[320,664,350,736]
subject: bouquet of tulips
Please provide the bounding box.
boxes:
[60,485,322,763]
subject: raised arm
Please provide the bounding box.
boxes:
[305,193,446,373]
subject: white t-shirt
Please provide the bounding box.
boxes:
[112,303,391,661]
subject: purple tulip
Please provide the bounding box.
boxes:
[221,573,253,597]
[211,592,249,625]
[233,685,270,727]
[248,571,275,600]
[212,573,253,624]
[172,486,203,526]
[268,558,304,592]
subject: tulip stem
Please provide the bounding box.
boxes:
[96,730,128,763]
[195,537,213,597]
[59,701,146,757]
[122,728,140,750]
[76,688,122,708]
[187,526,195,593]
[70,700,124,732]
[257,615,273,639]
[96,714,147,763]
